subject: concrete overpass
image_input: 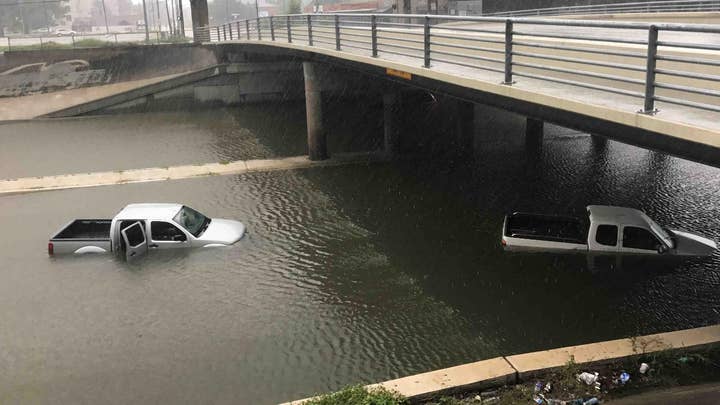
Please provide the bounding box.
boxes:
[200,13,720,167]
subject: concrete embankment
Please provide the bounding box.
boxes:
[0,152,388,195]
[282,324,720,403]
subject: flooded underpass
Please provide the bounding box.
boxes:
[1,100,720,404]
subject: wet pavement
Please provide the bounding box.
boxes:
[1,104,719,404]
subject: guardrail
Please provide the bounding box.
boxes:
[1,31,188,51]
[204,14,720,114]
[485,0,720,17]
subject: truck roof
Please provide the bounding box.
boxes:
[115,203,183,221]
[587,205,649,227]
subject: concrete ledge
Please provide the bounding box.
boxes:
[279,324,720,404]
[506,324,720,380]
[0,152,385,195]
[373,356,517,401]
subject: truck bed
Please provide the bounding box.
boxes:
[52,219,111,240]
[503,212,588,251]
[49,219,112,255]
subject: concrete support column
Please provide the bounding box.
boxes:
[526,117,544,153]
[190,0,210,43]
[455,99,475,158]
[383,92,400,156]
[303,62,328,161]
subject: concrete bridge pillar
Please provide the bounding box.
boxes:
[455,100,475,158]
[383,92,400,156]
[190,0,210,42]
[303,62,328,161]
[526,117,544,153]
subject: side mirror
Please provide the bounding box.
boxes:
[657,244,668,254]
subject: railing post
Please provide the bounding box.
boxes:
[246,20,250,39]
[307,15,313,46]
[7,37,10,52]
[503,19,514,85]
[237,21,241,38]
[270,16,275,41]
[642,25,659,114]
[371,15,378,57]
[257,17,262,40]
[335,14,341,50]
[71,34,75,48]
[229,23,233,40]
[287,16,292,43]
[423,16,430,68]
[216,26,221,41]
[223,24,227,41]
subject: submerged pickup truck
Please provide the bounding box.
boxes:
[502,205,716,256]
[49,204,246,261]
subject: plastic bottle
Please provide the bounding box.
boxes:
[576,372,599,385]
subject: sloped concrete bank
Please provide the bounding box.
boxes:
[282,324,720,404]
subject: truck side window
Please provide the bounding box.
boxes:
[125,224,145,248]
[152,221,187,242]
[595,225,618,246]
[623,226,659,250]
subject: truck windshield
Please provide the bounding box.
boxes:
[645,215,674,249]
[173,206,210,237]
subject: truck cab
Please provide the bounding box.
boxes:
[586,205,715,256]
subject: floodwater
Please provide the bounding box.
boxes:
[1,101,719,404]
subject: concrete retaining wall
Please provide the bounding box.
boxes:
[0,44,219,97]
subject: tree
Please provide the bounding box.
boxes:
[0,0,70,34]
[286,0,301,14]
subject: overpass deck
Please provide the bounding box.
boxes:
[209,14,720,165]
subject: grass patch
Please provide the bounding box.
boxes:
[305,385,406,405]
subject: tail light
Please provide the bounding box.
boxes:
[48,242,54,255]
[501,239,507,246]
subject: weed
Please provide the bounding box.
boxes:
[305,385,406,405]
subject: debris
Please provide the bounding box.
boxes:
[639,362,649,374]
[543,382,552,393]
[482,397,499,404]
[576,372,599,385]
[619,372,630,385]
[473,394,481,402]
[533,395,544,404]
[583,398,599,405]
[535,382,544,393]
[479,390,498,398]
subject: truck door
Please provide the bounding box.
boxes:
[588,224,620,271]
[121,221,148,262]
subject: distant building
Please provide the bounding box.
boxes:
[448,0,482,15]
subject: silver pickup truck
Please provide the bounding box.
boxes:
[502,205,716,256]
[49,203,246,261]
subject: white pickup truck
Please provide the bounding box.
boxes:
[502,205,716,256]
[49,204,246,261]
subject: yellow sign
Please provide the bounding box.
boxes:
[386,68,412,80]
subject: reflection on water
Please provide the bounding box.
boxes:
[0,104,719,404]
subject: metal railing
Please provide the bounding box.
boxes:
[485,0,720,17]
[205,13,720,114]
[1,31,188,52]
